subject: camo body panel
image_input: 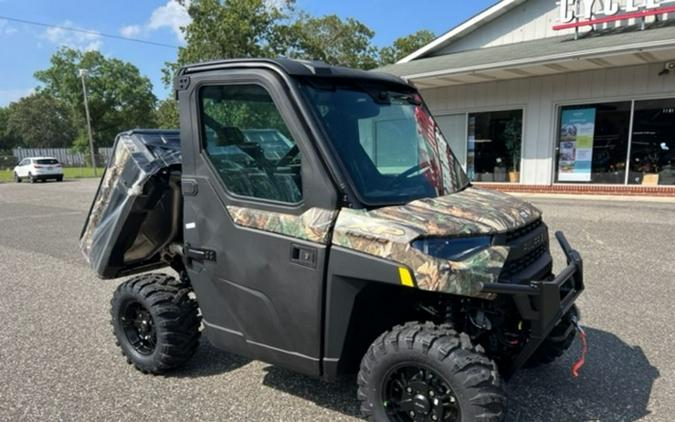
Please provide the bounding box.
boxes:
[226,206,338,244]
[332,187,540,298]
[80,139,133,260]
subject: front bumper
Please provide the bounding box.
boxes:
[481,231,584,376]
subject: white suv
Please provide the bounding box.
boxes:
[13,157,64,183]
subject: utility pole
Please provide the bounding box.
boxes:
[79,69,97,176]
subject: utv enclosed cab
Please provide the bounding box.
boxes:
[81,59,584,422]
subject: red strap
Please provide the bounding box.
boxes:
[571,324,588,378]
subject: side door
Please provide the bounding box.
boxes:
[179,68,338,376]
[17,159,28,177]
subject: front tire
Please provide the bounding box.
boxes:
[28,173,36,183]
[14,173,21,183]
[111,273,201,374]
[358,322,506,422]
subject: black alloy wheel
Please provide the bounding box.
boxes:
[382,363,460,422]
[358,322,505,422]
[119,301,157,355]
[111,273,201,374]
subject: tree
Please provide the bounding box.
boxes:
[0,106,22,151]
[155,98,180,129]
[35,47,157,147]
[163,0,380,85]
[379,30,436,66]
[284,14,379,70]
[163,0,294,85]
[6,93,76,148]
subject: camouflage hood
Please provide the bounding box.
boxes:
[332,187,542,298]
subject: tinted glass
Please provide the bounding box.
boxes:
[300,80,468,205]
[199,84,302,203]
[467,110,522,183]
[628,99,675,185]
[556,102,631,184]
[36,159,59,165]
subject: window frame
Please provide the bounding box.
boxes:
[196,81,306,208]
[466,108,525,184]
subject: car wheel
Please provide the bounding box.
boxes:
[57,176,64,182]
[28,173,36,184]
[358,322,506,422]
[14,172,21,183]
[111,273,201,374]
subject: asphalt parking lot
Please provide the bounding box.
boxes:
[0,179,673,421]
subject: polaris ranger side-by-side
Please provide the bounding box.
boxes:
[81,59,585,422]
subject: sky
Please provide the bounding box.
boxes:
[0,0,495,107]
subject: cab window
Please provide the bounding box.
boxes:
[199,84,302,204]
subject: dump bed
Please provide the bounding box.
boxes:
[80,129,182,279]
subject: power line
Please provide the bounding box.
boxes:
[0,15,179,49]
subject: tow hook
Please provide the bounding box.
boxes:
[570,316,588,378]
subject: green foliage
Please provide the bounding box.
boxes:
[282,14,379,70]
[163,0,294,85]
[155,98,180,129]
[163,0,407,85]
[379,30,436,66]
[34,47,157,148]
[6,93,76,148]
[0,106,22,151]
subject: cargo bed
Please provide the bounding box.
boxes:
[80,129,182,279]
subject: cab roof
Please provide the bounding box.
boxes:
[177,58,410,88]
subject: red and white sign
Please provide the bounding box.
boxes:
[554,0,675,30]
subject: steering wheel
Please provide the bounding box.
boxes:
[384,162,429,190]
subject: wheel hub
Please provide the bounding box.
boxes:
[382,365,460,421]
[412,393,431,414]
[120,302,157,355]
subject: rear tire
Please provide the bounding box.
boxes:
[526,305,579,367]
[28,173,36,184]
[56,175,63,182]
[14,173,21,183]
[111,273,201,374]
[358,322,506,422]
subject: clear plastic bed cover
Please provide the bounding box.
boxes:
[80,129,181,279]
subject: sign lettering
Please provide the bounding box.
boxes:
[554,0,675,30]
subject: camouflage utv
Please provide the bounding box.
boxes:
[81,59,585,422]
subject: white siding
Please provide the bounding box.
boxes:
[421,63,675,184]
[433,0,669,55]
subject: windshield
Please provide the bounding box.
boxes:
[300,79,469,205]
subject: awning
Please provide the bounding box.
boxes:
[378,23,675,89]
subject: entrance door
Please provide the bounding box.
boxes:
[180,69,338,376]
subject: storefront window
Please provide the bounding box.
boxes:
[467,110,522,183]
[556,102,631,184]
[628,99,675,186]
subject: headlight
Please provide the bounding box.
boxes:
[412,236,492,261]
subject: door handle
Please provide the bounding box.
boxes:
[185,244,216,263]
[290,244,317,268]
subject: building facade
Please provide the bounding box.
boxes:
[382,0,675,191]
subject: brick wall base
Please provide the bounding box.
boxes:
[474,183,675,197]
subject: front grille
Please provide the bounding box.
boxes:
[505,218,542,243]
[499,218,549,282]
[500,243,548,280]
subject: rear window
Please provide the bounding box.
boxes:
[36,159,59,165]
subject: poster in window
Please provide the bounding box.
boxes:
[558,108,596,182]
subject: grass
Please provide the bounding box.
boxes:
[0,167,104,183]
